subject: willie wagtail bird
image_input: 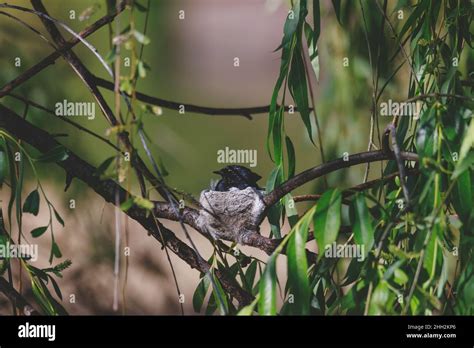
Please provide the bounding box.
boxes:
[213,165,262,191]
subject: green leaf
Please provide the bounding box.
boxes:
[31,279,56,315]
[288,47,313,144]
[0,150,6,186]
[369,280,390,315]
[14,155,24,228]
[397,0,429,43]
[285,194,299,227]
[133,30,150,45]
[95,156,115,177]
[285,136,296,178]
[137,60,147,78]
[287,211,311,314]
[237,297,258,316]
[36,146,69,163]
[53,208,64,226]
[210,273,229,315]
[451,170,473,224]
[244,260,257,292]
[23,189,40,216]
[313,188,342,258]
[48,275,63,300]
[258,255,277,315]
[31,226,48,238]
[312,0,321,46]
[452,152,474,180]
[266,166,283,238]
[456,117,474,163]
[331,0,342,25]
[277,0,302,50]
[120,197,134,212]
[352,193,375,257]
[192,275,210,313]
[52,242,62,258]
[5,142,17,225]
[133,196,154,211]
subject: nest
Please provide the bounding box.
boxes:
[196,187,266,244]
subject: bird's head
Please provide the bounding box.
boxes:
[213,165,261,182]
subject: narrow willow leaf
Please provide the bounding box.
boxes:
[52,242,62,258]
[266,166,283,238]
[287,211,312,314]
[15,155,24,228]
[31,280,56,315]
[244,260,257,292]
[312,0,320,46]
[258,255,277,315]
[277,0,302,51]
[353,193,374,257]
[288,47,313,144]
[285,194,299,227]
[95,156,115,176]
[313,188,342,258]
[53,208,65,227]
[451,171,473,224]
[331,0,342,25]
[423,231,438,280]
[133,30,150,45]
[133,196,154,211]
[285,136,296,178]
[452,152,474,180]
[437,255,449,298]
[0,150,6,186]
[120,197,134,212]
[237,303,255,315]
[457,118,474,164]
[368,281,389,315]
[192,275,210,313]
[211,273,229,315]
[23,189,40,216]
[237,298,258,316]
[31,226,48,238]
[398,0,429,43]
[272,108,284,165]
[6,142,17,225]
[48,275,63,300]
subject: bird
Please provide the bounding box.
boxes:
[213,165,262,191]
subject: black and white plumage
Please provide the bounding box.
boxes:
[212,165,262,191]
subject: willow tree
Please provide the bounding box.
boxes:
[0,0,472,316]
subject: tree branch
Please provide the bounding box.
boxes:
[263,150,419,207]
[0,277,40,316]
[0,1,295,119]
[92,75,297,119]
[0,104,253,306]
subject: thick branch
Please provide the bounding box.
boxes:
[0,104,253,306]
[263,150,419,207]
[0,277,40,316]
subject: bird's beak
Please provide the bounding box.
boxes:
[213,170,221,175]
